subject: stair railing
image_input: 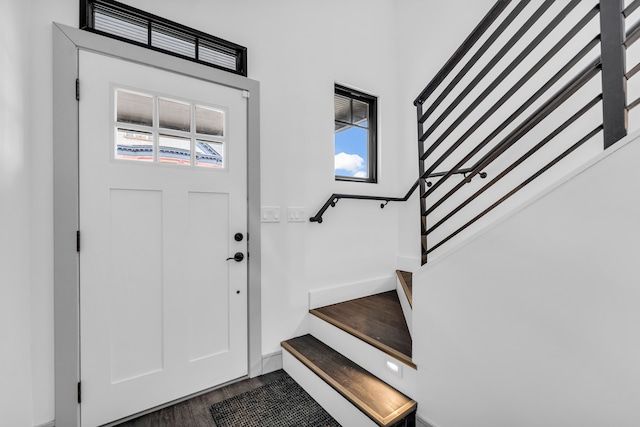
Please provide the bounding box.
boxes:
[415,0,638,264]
[311,0,640,266]
[309,168,485,224]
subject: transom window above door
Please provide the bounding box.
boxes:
[81,0,248,76]
[114,88,226,168]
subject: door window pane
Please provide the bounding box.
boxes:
[115,129,154,162]
[196,106,224,136]
[113,88,228,169]
[159,135,191,165]
[117,90,153,127]
[195,140,224,168]
[159,98,191,132]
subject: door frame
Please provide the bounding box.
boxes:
[53,22,262,427]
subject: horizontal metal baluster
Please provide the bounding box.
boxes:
[421,6,599,164]
[417,1,530,124]
[425,95,602,235]
[624,19,640,46]
[421,57,602,199]
[419,0,580,145]
[426,126,603,253]
[420,32,600,195]
[413,0,512,106]
[623,0,640,18]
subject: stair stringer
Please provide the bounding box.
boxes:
[396,273,412,338]
[310,313,417,399]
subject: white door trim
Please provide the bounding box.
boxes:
[52,22,262,427]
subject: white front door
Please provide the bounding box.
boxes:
[78,50,248,427]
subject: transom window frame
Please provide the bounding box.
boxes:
[80,0,248,76]
[111,85,229,170]
[334,84,378,183]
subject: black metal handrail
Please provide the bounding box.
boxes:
[308,180,419,224]
[308,168,487,223]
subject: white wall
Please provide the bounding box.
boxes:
[9,0,582,424]
[8,0,434,424]
[0,0,34,426]
[413,132,640,427]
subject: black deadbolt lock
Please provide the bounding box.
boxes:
[234,233,244,242]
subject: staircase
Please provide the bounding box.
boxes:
[281,271,417,426]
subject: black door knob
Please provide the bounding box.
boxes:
[226,252,244,262]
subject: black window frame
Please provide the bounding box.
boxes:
[334,84,378,183]
[80,0,248,76]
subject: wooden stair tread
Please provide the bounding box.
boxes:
[396,270,413,308]
[310,291,413,368]
[282,334,416,427]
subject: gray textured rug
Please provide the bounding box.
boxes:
[210,375,341,427]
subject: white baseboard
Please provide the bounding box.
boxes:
[34,422,55,427]
[308,276,395,309]
[261,350,283,374]
[417,413,439,427]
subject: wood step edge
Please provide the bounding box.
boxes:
[282,335,417,427]
[395,270,413,308]
[309,309,416,369]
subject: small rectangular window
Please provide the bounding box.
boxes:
[81,0,248,76]
[334,84,377,182]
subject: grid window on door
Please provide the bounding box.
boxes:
[114,88,226,168]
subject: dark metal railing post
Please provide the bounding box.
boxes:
[416,103,428,264]
[600,0,628,148]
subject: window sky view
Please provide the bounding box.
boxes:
[335,123,368,178]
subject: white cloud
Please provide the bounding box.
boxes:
[353,171,367,178]
[335,152,364,174]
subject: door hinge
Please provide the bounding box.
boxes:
[76,78,80,101]
[242,90,250,99]
[77,381,81,403]
[76,230,80,252]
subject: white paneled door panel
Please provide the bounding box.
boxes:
[79,50,248,427]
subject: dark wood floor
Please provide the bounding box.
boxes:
[113,370,289,427]
[310,290,413,366]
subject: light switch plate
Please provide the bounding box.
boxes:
[287,207,305,222]
[261,206,281,222]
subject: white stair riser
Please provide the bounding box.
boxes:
[282,349,377,427]
[397,279,412,337]
[309,314,417,398]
